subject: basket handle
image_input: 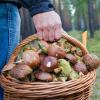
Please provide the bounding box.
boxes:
[61,33,88,55]
[8,33,88,63]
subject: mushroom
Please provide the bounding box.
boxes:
[40,56,58,72]
[34,71,53,82]
[48,44,66,58]
[65,54,77,64]
[22,50,40,68]
[73,61,88,74]
[82,54,100,71]
[10,63,32,79]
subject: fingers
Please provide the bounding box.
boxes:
[48,26,55,42]
[42,27,49,41]
[54,24,63,40]
[37,25,63,42]
[37,29,43,40]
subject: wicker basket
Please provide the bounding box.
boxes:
[0,33,96,100]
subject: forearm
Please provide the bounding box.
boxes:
[20,0,54,16]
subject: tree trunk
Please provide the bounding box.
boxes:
[95,0,100,30]
[87,0,95,38]
[58,0,72,31]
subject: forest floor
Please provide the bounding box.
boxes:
[68,30,100,100]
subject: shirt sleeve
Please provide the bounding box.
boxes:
[20,0,54,16]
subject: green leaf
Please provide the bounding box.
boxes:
[38,41,48,54]
[58,59,72,76]
[69,70,79,80]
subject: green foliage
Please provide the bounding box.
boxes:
[87,31,100,56]
[58,59,72,76]
[68,30,100,57]
[69,70,79,80]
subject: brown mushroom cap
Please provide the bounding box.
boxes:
[22,50,40,68]
[48,44,66,58]
[10,64,32,79]
[40,56,58,72]
[73,61,88,74]
[65,54,77,64]
[34,71,53,82]
[82,54,100,71]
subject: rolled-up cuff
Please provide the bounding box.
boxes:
[28,2,54,16]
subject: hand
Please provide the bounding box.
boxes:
[33,11,63,42]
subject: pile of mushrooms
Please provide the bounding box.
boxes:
[2,38,100,82]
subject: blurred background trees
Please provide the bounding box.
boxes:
[20,0,100,39]
[51,0,100,38]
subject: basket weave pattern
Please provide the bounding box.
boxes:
[0,33,96,100]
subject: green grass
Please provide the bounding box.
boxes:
[87,31,100,57]
[68,30,100,57]
[68,30,100,100]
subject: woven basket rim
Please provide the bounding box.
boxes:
[0,70,96,98]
